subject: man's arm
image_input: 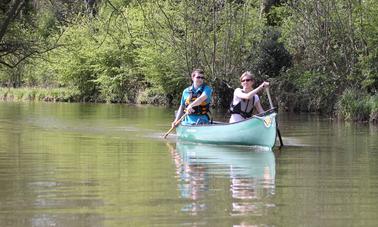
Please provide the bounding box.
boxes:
[186,93,208,113]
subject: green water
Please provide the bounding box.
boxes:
[0,102,377,226]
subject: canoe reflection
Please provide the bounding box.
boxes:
[169,142,276,217]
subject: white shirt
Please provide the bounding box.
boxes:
[229,88,260,123]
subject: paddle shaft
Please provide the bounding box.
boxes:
[163,112,189,139]
[266,88,284,147]
[276,122,283,147]
[266,87,274,110]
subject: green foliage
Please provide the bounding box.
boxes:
[277,0,378,118]
[369,95,378,122]
[0,1,60,70]
[36,7,57,39]
[266,4,292,27]
[336,89,373,121]
[1,0,268,106]
[38,14,143,102]
[22,57,58,87]
[136,87,169,105]
[278,68,336,113]
[280,1,361,85]
[129,0,265,105]
[247,27,292,79]
[359,52,378,93]
[355,0,378,93]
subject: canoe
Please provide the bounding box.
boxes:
[176,110,277,148]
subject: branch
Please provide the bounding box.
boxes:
[0,59,14,68]
[0,42,64,69]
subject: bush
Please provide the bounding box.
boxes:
[336,89,372,121]
[136,88,169,105]
[368,95,378,122]
[278,68,337,113]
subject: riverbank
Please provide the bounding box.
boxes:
[1,87,377,123]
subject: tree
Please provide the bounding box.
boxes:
[0,0,100,87]
[133,0,264,106]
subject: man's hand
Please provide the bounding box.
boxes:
[186,104,195,114]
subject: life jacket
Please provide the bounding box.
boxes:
[185,84,210,115]
[229,92,255,119]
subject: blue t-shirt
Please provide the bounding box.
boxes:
[180,84,212,125]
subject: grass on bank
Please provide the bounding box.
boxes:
[0,87,169,105]
[0,87,81,102]
[336,89,378,122]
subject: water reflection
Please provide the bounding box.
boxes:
[168,142,276,218]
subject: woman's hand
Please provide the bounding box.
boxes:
[260,81,270,89]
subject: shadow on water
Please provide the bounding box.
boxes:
[166,142,276,218]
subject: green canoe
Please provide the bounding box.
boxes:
[176,111,277,148]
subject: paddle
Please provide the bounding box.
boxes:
[163,112,189,139]
[266,88,284,147]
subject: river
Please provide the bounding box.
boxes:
[0,102,377,226]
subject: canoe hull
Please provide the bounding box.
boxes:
[176,112,277,148]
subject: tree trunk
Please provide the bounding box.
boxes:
[0,0,24,42]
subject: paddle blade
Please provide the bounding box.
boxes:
[163,125,176,139]
[163,112,188,139]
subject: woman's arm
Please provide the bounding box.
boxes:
[255,99,264,114]
[235,82,269,100]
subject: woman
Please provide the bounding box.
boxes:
[172,69,213,127]
[229,71,269,123]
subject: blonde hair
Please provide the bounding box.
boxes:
[240,71,255,82]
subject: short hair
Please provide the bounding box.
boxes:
[240,71,255,82]
[191,69,204,78]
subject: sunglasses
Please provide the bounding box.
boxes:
[241,79,252,82]
[195,76,205,79]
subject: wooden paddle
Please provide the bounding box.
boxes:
[163,112,189,139]
[266,88,284,147]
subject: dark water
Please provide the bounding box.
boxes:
[0,102,377,226]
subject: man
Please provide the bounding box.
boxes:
[172,69,213,127]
